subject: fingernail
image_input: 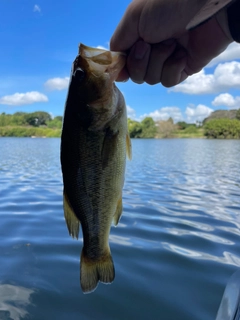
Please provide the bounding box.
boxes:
[134,41,150,59]
[133,79,144,84]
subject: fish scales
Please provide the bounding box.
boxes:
[61,43,131,293]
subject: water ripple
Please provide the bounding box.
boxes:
[1,138,240,320]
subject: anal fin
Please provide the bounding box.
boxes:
[113,196,123,226]
[63,190,80,239]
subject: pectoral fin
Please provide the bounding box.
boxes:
[63,191,80,239]
[126,133,132,160]
[113,197,123,226]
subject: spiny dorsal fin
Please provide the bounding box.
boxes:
[63,191,80,239]
[126,133,132,160]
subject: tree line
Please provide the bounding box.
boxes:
[1,110,240,139]
[0,111,62,128]
[0,111,62,137]
[128,117,202,138]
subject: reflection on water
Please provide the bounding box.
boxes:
[162,242,240,266]
[0,138,240,319]
[166,227,234,245]
[0,284,34,320]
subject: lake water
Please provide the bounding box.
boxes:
[1,138,240,320]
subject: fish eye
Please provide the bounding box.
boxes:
[73,68,85,81]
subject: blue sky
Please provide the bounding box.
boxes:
[1,0,240,123]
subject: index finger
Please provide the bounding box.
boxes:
[110,1,142,52]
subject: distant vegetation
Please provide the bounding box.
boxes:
[128,108,240,139]
[203,109,240,123]
[1,108,240,139]
[204,119,240,139]
[203,109,240,139]
[128,117,157,138]
[0,112,62,137]
[128,117,203,138]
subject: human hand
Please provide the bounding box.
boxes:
[110,0,233,87]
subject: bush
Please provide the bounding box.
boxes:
[128,119,142,138]
[183,125,198,134]
[236,109,240,121]
[0,126,61,137]
[0,111,63,137]
[140,117,157,138]
[204,119,240,138]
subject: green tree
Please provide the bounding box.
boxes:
[176,121,188,130]
[184,125,198,134]
[25,111,52,126]
[11,112,28,126]
[0,113,12,126]
[204,119,240,138]
[46,116,63,129]
[0,113,7,126]
[128,119,142,138]
[54,116,63,122]
[236,109,240,121]
[140,117,157,138]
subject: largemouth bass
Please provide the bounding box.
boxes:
[60,44,132,293]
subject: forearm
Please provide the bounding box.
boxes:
[186,0,233,29]
[227,0,240,42]
[187,0,240,44]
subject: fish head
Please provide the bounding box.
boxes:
[71,44,126,106]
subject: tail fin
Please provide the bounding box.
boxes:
[80,249,115,294]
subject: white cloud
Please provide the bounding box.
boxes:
[185,104,213,122]
[44,77,69,91]
[97,41,110,50]
[172,70,214,94]
[172,61,240,94]
[126,105,136,119]
[207,43,240,68]
[212,93,240,109]
[0,91,48,106]
[140,106,183,123]
[33,5,41,12]
[96,45,109,50]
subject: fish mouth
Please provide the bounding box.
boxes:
[79,43,126,62]
[78,43,126,81]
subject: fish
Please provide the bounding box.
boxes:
[60,43,132,293]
